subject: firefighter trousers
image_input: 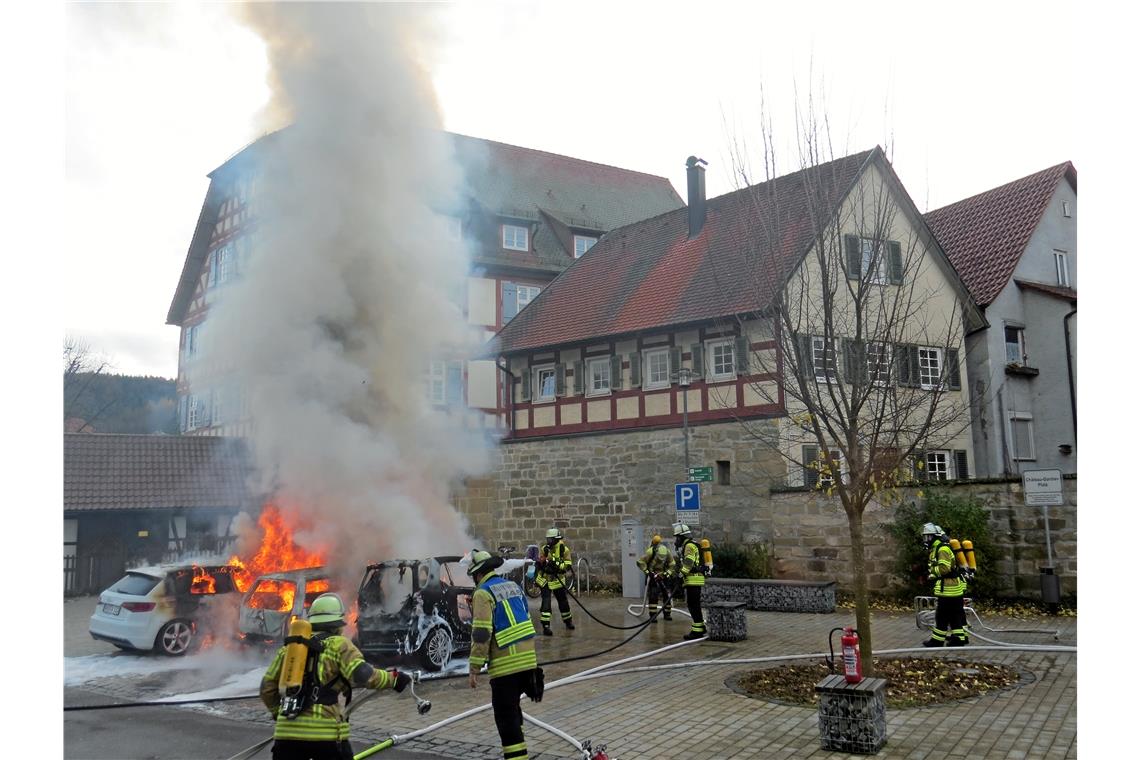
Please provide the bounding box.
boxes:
[490,669,533,760]
[933,595,968,643]
[540,585,572,627]
[647,576,672,614]
[686,585,705,633]
[271,739,354,760]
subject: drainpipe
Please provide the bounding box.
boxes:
[495,358,515,439]
[1063,305,1077,445]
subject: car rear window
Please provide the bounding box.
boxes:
[109,573,162,597]
[247,579,297,612]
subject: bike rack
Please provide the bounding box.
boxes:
[575,557,591,595]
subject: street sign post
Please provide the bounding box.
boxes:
[675,483,701,510]
[687,467,713,482]
[1022,469,1064,604]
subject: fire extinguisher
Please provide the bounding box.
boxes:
[827,626,863,684]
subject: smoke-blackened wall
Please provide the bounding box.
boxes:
[199,3,487,582]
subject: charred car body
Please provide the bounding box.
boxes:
[237,566,334,644]
[355,557,474,671]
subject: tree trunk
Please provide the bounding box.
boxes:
[847,507,874,676]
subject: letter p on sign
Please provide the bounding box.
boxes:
[675,483,701,510]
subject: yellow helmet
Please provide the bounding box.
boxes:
[651,535,662,545]
[545,527,562,540]
[307,593,347,628]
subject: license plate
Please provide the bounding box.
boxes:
[103,603,121,616]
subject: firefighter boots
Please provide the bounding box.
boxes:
[542,624,552,636]
[947,636,969,647]
[683,631,704,641]
[565,620,575,630]
[921,638,944,647]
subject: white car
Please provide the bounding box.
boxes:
[88,563,241,656]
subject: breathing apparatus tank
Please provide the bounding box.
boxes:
[962,539,976,570]
[278,617,314,719]
[699,538,714,576]
[948,538,970,575]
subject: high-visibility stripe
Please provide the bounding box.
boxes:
[496,620,537,647]
[487,647,538,679]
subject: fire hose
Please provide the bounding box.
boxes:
[625,575,692,618]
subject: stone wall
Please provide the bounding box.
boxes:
[453,421,1077,601]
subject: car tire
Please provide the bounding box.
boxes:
[419,626,453,672]
[156,619,195,656]
[524,577,541,599]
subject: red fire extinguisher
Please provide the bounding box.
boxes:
[828,626,863,684]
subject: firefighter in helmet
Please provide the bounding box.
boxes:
[921,523,969,647]
[535,527,574,635]
[260,593,411,760]
[674,523,706,640]
[637,534,676,620]
[467,549,543,760]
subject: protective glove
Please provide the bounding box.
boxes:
[390,670,412,693]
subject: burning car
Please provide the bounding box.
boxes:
[237,566,334,644]
[355,557,474,671]
[88,563,241,656]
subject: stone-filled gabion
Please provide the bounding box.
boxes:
[815,675,888,755]
[705,601,748,641]
[704,578,837,613]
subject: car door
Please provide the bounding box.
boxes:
[438,560,474,651]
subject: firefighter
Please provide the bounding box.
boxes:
[535,527,574,635]
[921,523,969,647]
[260,593,411,760]
[674,523,706,640]
[636,534,676,620]
[467,549,543,760]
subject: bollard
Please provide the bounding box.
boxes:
[815,674,888,754]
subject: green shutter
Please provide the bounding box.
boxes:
[844,235,861,280]
[690,343,704,378]
[954,449,969,480]
[669,346,682,383]
[896,344,911,387]
[946,348,961,390]
[573,360,584,395]
[802,445,820,488]
[629,352,642,387]
[610,355,623,391]
[843,339,865,385]
[796,334,813,381]
[502,282,518,322]
[888,241,904,284]
[555,363,566,397]
[734,335,749,374]
[519,370,531,402]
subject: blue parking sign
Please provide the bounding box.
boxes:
[675,483,701,510]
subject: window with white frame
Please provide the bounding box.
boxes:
[643,347,670,390]
[867,342,891,385]
[707,339,735,380]
[1062,201,1071,218]
[925,450,951,481]
[534,365,557,402]
[587,356,611,396]
[918,346,943,390]
[426,360,446,405]
[812,336,839,383]
[503,224,529,251]
[818,449,846,489]
[1008,412,1035,461]
[215,244,235,286]
[1054,250,1070,287]
[1005,326,1026,365]
[860,238,889,284]
[185,324,200,358]
[516,285,541,311]
[188,394,204,429]
[573,235,598,258]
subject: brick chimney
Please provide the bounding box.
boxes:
[686,156,708,239]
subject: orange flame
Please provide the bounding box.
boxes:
[190,565,217,595]
[247,578,297,612]
[228,503,327,592]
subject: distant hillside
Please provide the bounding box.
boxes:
[63,373,179,434]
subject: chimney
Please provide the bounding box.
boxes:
[686,156,708,238]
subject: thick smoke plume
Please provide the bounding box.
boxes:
[202,3,487,583]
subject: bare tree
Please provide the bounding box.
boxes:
[64,335,114,432]
[711,93,981,674]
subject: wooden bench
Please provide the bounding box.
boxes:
[703,577,837,613]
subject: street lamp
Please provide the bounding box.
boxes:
[678,367,692,476]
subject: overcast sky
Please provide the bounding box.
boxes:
[63,1,1078,378]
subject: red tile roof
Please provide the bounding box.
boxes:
[925,162,1076,306]
[491,149,878,354]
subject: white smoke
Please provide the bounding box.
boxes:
[198,3,489,583]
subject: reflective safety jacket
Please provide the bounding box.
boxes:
[929,540,966,597]
[536,540,572,590]
[469,573,537,679]
[678,539,705,587]
[637,544,676,576]
[260,632,395,742]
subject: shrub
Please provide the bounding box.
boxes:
[886,490,999,600]
[713,541,772,579]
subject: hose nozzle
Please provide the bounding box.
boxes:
[410,670,431,715]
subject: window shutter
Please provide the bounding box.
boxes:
[179,396,187,432]
[888,241,904,284]
[843,339,860,384]
[610,355,623,391]
[202,392,213,426]
[446,361,464,405]
[796,334,813,381]
[502,282,518,322]
[844,235,861,279]
[552,363,565,397]
[913,450,928,482]
[954,449,969,480]
[669,346,682,383]
[573,360,584,395]
[209,250,218,287]
[734,335,749,374]
[802,445,820,488]
[629,352,642,387]
[690,343,704,378]
[910,346,922,388]
[946,348,961,390]
[519,370,531,402]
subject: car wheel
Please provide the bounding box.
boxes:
[419,626,453,672]
[524,578,541,599]
[156,619,195,656]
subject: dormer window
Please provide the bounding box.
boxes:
[573,235,598,258]
[502,224,528,251]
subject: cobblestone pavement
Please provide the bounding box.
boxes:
[65,594,1076,759]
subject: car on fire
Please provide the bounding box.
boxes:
[237,566,335,644]
[88,563,242,656]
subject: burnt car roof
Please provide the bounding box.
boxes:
[128,563,240,578]
[250,566,328,581]
[364,556,463,570]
